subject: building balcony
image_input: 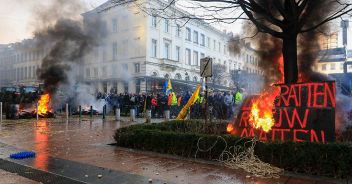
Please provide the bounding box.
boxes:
[159,58,200,72]
[159,58,181,69]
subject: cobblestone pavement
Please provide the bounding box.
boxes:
[0,116,341,184]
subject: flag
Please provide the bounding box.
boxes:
[176,82,202,120]
[163,79,173,95]
[201,78,206,91]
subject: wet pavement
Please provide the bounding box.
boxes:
[0,169,38,184]
[0,116,342,184]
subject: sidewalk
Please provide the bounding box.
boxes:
[0,117,343,184]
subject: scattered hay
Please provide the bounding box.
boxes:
[196,136,282,178]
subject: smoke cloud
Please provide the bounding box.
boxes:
[28,0,109,111]
[35,18,95,94]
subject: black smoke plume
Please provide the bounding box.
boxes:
[35,19,95,94]
[31,0,103,95]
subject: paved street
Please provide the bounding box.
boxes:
[0,117,341,184]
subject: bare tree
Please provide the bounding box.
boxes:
[109,0,352,84]
[184,0,352,83]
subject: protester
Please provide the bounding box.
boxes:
[95,87,246,120]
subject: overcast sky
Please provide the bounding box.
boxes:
[0,0,105,44]
[0,0,244,44]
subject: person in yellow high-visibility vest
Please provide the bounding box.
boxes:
[168,92,177,118]
[171,92,177,106]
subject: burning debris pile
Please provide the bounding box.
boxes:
[35,94,54,118]
[18,93,54,119]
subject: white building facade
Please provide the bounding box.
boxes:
[0,0,263,94]
[82,0,262,94]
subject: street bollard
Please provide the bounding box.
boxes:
[146,110,151,123]
[130,109,136,122]
[36,103,39,121]
[0,102,2,122]
[164,110,170,121]
[187,110,190,120]
[66,103,69,119]
[115,108,121,121]
[90,106,93,118]
[79,105,82,119]
[102,105,106,120]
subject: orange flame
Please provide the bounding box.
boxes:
[37,94,52,116]
[226,123,234,134]
[248,55,283,132]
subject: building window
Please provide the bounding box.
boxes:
[186,27,191,41]
[151,15,157,28]
[102,45,107,62]
[200,34,205,46]
[94,67,98,78]
[193,31,198,44]
[112,19,118,33]
[164,19,169,33]
[86,68,90,78]
[32,66,35,79]
[193,51,198,66]
[207,37,210,48]
[185,48,191,65]
[213,40,216,50]
[102,66,107,77]
[218,42,221,52]
[164,41,171,59]
[28,67,32,79]
[200,53,205,59]
[134,63,140,73]
[24,67,27,79]
[151,39,157,57]
[175,73,182,80]
[330,63,335,70]
[176,46,181,62]
[185,75,190,81]
[123,64,128,71]
[136,79,141,94]
[176,24,181,37]
[124,82,128,93]
[113,42,118,60]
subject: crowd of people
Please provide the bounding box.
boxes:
[99,89,245,120]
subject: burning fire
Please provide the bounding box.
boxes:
[37,93,52,116]
[248,91,279,132]
[248,55,283,133]
[227,123,234,134]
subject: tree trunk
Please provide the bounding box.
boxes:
[282,35,298,84]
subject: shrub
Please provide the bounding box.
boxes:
[114,120,352,178]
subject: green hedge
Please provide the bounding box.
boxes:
[114,120,352,178]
